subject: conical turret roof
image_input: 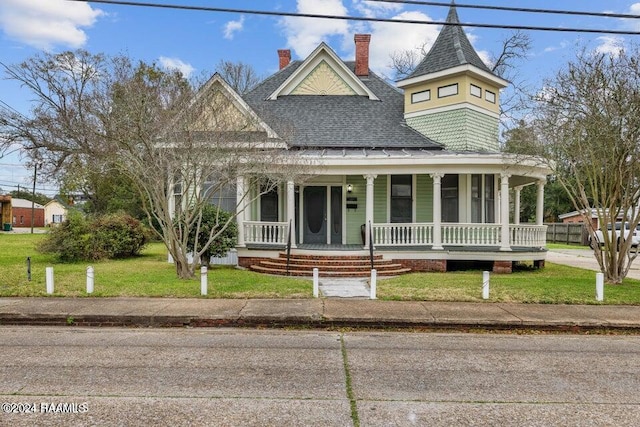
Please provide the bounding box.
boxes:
[407,2,493,79]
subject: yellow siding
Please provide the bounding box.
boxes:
[404,74,501,115]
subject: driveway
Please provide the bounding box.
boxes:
[546,248,640,280]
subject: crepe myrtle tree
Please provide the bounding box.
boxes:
[0,50,304,279]
[512,46,640,284]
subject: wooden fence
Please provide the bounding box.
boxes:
[544,223,589,245]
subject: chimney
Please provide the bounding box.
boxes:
[354,34,371,77]
[278,49,291,70]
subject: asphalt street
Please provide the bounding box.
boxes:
[1,327,640,426]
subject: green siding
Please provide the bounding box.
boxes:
[345,175,366,245]
[407,108,499,152]
[374,175,388,223]
[416,174,433,222]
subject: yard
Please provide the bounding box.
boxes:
[1,234,640,304]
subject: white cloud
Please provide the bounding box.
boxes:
[367,10,440,77]
[223,15,245,40]
[353,0,403,18]
[159,57,195,78]
[595,36,624,56]
[280,0,351,58]
[0,0,103,50]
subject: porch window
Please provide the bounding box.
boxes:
[471,174,496,223]
[484,175,495,223]
[442,174,459,222]
[390,175,412,223]
[260,185,279,222]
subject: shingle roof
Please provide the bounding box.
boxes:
[407,3,493,79]
[243,62,443,150]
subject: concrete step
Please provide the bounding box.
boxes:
[271,257,396,267]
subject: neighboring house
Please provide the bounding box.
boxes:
[559,209,600,230]
[44,199,67,226]
[174,4,550,274]
[10,198,45,228]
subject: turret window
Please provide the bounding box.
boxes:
[411,89,431,103]
[470,84,481,98]
[438,83,458,98]
[485,90,496,103]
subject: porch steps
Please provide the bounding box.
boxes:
[248,252,411,277]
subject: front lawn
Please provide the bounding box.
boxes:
[0,234,311,298]
[1,233,640,304]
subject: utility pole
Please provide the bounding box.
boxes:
[30,163,38,234]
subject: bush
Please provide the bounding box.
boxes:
[38,212,147,262]
[187,205,237,266]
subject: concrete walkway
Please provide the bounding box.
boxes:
[319,278,370,298]
[1,297,640,331]
[546,248,640,280]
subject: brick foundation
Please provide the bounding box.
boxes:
[394,259,447,272]
[492,261,513,274]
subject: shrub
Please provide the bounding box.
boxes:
[187,205,237,266]
[38,212,147,262]
[88,213,147,260]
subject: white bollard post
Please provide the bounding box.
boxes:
[370,269,377,300]
[200,266,208,296]
[45,267,54,294]
[86,266,94,294]
[313,268,319,298]
[482,271,490,300]
[596,272,604,302]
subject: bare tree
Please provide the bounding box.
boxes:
[0,51,302,279]
[528,46,640,284]
[214,60,262,95]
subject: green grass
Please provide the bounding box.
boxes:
[0,233,311,298]
[378,263,640,304]
[2,233,640,304]
[546,243,589,250]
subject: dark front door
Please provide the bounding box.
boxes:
[304,186,327,244]
[330,186,342,244]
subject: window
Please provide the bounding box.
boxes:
[485,90,496,103]
[390,175,412,223]
[20,216,24,225]
[471,174,495,223]
[470,84,481,98]
[260,186,279,222]
[411,89,431,103]
[441,174,459,222]
[438,83,458,98]
[484,175,495,223]
[52,214,64,223]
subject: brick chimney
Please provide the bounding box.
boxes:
[278,49,291,70]
[354,34,371,77]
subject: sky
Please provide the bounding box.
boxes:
[1,0,640,195]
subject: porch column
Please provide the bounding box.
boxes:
[500,173,511,251]
[536,179,546,226]
[431,173,444,250]
[236,175,246,247]
[287,180,297,248]
[514,186,522,225]
[364,174,377,248]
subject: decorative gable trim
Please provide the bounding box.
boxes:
[267,43,380,101]
[193,73,283,145]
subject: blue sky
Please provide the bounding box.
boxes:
[1,0,639,194]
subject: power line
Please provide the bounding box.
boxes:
[369,0,640,20]
[67,0,640,36]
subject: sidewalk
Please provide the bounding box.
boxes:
[1,297,640,331]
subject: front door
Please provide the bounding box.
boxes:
[330,186,342,244]
[304,186,327,244]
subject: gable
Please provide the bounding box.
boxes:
[268,43,379,101]
[184,74,284,147]
[290,60,357,96]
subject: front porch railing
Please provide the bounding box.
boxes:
[372,223,546,248]
[373,223,434,245]
[244,221,288,245]
[510,224,547,247]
